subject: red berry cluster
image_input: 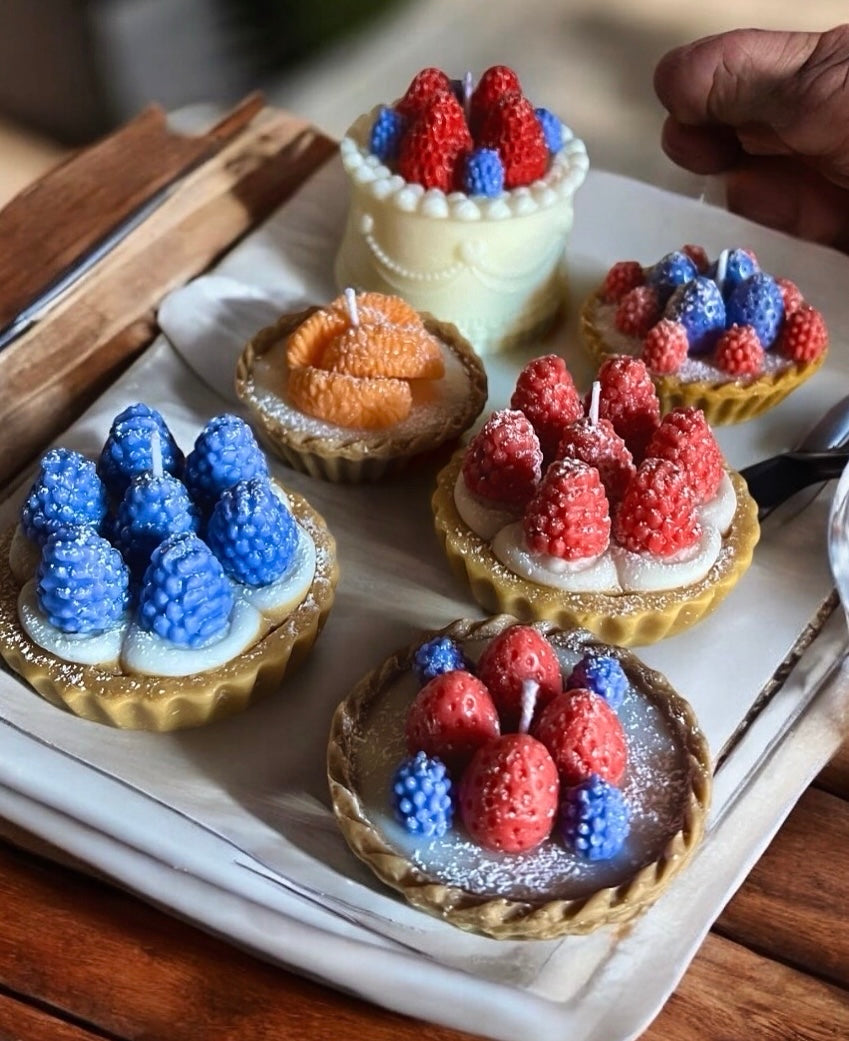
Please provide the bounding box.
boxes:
[381,65,551,192]
[403,625,629,853]
[463,353,727,559]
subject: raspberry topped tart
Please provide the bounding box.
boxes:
[334,65,589,355]
[0,405,338,730]
[580,245,829,424]
[432,354,760,645]
[328,616,711,939]
[236,289,487,482]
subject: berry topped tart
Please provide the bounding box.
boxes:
[0,405,338,730]
[334,65,589,355]
[328,616,711,939]
[432,354,760,646]
[580,245,829,424]
[236,289,487,482]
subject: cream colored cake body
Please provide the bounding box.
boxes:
[335,112,589,355]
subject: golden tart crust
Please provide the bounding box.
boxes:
[236,308,487,483]
[328,615,712,940]
[432,450,760,647]
[0,488,339,731]
[580,291,828,426]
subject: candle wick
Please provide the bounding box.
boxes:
[589,381,601,426]
[150,429,163,479]
[463,70,474,122]
[715,248,729,294]
[344,287,359,327]
[518,679,539,734]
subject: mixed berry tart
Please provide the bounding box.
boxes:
[236,289,487,482]
[334,65,589,355]
[0,406,338,730]
[328,616,711,939]
[432,354,760,646]
[580,245,829,424]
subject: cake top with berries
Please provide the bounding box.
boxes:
[329,616,712,938]
[339,64,588,221]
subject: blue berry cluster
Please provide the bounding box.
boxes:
[560,774,630,861]
[567,653,628,711]
[184,414,268,509]
[664,275,726,355]
[725,271,784,348]
[206,477,299,587]
[412,636,468,684]
[392,752,454,838]
[646,251,698,305]
[535,107,563,154]
[369,105,406,162]
[462,147,504,197]
[98,403,184,498]
[21,448,108,546]
[113,471,199,579]
[37,528,129,634]
[138,532,234,648]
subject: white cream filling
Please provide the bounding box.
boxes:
[18,580,128,666]
[697,472,736,533]
[453,471,520,540]
[492,523,620,592]
[16,522,316,676]
[120,598,264,677]
[236,523,316,614]
[610,525,721,592]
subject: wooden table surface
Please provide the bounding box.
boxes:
[0,103,848,1041]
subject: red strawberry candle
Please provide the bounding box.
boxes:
[335,64,589,355]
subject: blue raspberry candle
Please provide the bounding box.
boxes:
[21,448,108,546]
[392,751,453,838]
[560,774,630,861]
[98,403,184,498]
[567,652,629,711]
[184,414,268,510]
[37,527,129,634]
[412,636,468,685]
[206,477,299,586]
[114,468,199,580]
[138,532,234,648]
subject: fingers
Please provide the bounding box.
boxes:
[660,118,741,174]
[724,157,849,250]
[654,28,821,128]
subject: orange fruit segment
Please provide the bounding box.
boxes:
[286,307,348,369]
[288,365,413,429]
[319,323,445,380]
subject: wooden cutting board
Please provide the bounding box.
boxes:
[0,97,335,490]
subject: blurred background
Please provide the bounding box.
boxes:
[1,0,848,205]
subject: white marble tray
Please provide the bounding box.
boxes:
[1,159,849,1041]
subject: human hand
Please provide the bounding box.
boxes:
[654,26,849,251]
